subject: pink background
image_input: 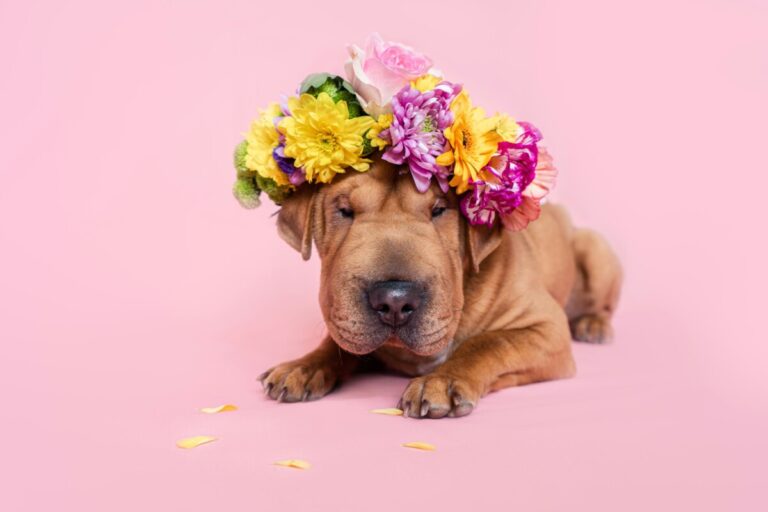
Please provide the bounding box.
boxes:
[2,0,767,510]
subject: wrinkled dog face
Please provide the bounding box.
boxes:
[279,160,465,356]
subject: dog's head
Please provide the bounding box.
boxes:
[276,158,503,356]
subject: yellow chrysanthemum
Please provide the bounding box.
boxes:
[245,102,290,186]
[366,113,393,150]
[279,93,375,184]
[495,114,520,142]
[411,74,442,92]
[436,91,502,194]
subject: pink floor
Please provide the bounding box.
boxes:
[2,1,767,510]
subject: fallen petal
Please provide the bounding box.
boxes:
[176,436,218,449]
[273,459,311,470]
[200,404,238,414]
[370,408,404,416]
[402,441,436,451]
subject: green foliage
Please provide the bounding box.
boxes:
[361,131,374,157]
[299,73,364,118]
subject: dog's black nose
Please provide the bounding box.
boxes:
[368,280,422,327]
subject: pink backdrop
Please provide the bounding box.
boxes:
[1,0,767,510]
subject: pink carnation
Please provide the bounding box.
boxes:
[460,123,558,231]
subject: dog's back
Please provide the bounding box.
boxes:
[524,203,622,344]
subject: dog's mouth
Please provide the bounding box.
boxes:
[325,276,460,357]
[382,332,449,355]
[329,315,454,356]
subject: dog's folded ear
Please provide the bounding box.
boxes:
[465,221,504,273]
[277,187,320,261]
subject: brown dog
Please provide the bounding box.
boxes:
[259,158,622,418]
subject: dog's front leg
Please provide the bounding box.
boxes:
[399,320,575,418]
[259,336,359,402]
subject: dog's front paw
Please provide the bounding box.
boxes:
[398,373,482,419]
[258,359,338,403]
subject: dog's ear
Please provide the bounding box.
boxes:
[277,186,320,261]
[464,221,504,273]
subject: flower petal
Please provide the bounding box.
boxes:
[435,151,454,166]
[370,408,404,416]
[199,404,238,414]
[176,436,218,449]
[274,459,311,470]
[345,48,386,115]
[523,146,558,200]
[402,441,436,451]
[501,196,542,231]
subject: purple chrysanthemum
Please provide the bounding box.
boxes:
[460,122,542,227]
[379,81,462,192]
[272,143,305,185]
[270,115,305,186]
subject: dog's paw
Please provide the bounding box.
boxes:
[398,373,482,419]
[570,314,614,344]
[258,359,338,403]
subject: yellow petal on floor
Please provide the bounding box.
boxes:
[274,459,311,470]
[370,408,403,416]
[402,441,436,451]
[176,436,218,449]
[200,404,238,414]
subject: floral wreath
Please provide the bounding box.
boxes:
[233,33,556,230]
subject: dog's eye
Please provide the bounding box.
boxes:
[338,207,354,219]
[431,206,447,218]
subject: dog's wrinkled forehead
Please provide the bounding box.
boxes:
[319,159,465,283]
[323,160,449,216]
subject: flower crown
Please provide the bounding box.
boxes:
[233,33,556,230]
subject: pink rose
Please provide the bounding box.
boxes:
[345,33,435,116]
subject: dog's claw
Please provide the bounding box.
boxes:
[302,389,310,402]
[264,382,274,395]
[276,388,287,403]
[400,374,480,419]
[396,399,407,417]
[452,403,474,417]
[450,392,474,417]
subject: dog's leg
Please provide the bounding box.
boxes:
[566,229,623,344]
[399,310,575,418]
[259,336,359,402]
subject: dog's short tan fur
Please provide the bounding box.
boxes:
[259,159,622,418]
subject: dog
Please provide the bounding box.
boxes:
[258,157,622,418]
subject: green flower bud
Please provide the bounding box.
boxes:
[233,140,249,174]
[255,175,291,204]
[232,177,261,209]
